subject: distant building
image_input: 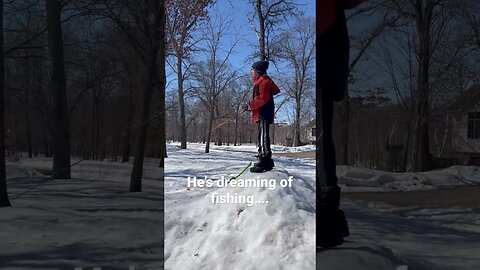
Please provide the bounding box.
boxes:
[306,119,315,144]
[450,85,480,165]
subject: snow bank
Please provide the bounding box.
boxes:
[168,142,315,153]
[165,169,315,270]
[338,165,480,192]
[6,164,43,179]
[8,158,163,183]
[356,200,480,234]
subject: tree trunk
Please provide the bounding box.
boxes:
[234,116,239,146]
[272,121,275,145]
[91,90,96,160]
[340,95,350,165]
[122,88,134,162]
[227,122,230,146]
[22,48,34,158]
[412,2,433,172]
[24,91,33,158]
[45,0,71,179]
[256,0,266,60]
[202,120,207,144]
[403,113,412,172]
[44,134,50,157]
[205,108,214,153]
[129,0,161,192]
[177,56,187,149]
[293,96,301,146]
[159,5,167,168]
[130,61,156,192]
[96,101,101,160]
[0,0,11,207]
[215,105,222,146]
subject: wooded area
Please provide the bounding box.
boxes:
[2,0,480,207]
[1,0,167,206]
[333,0,480,172]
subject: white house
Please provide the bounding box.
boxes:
[450,85,480,165]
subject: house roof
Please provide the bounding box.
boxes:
[451,84,480,120]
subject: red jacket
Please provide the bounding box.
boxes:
[249,75,280,123]
[317,0,366,37]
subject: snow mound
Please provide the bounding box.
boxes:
[337,165,480,192]
[165,169,315,270]
[271,144,315,153]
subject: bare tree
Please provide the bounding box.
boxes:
[166,0,215,149]
[190,14,239,153]
[91,0,164,191]
[129,0,163,191]
[378,0,472,171]
[338,1,400,165]
[0,0,168,185]
[158,2,167,169]
[45,0,71,179]
[280,15,315,146]
[0,0,11,207]
[249,0,298,61]
[228,76,251,146]
[120,58,138,163]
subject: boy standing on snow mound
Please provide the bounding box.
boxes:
[245,60,280,173]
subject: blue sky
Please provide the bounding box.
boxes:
[216,0,315,72]
[166,0,316,123]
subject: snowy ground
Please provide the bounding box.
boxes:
[1,161,163,270]
[320,199,480,270]
[168,141,316,153]
[165,143,480,270]
[171,142,480,192]
[2,143,479,269]
[337,165,480,192]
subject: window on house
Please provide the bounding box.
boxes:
[311,128,316,137]
[467,112,480,139]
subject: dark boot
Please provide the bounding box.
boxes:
[250,153,274,173]
[262,151,274,171]
[255,151,274,168]
[317,208,349,248]
[266,151,274,168]
[254,149,262,167]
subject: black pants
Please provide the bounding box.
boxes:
[317,95,341,209]
[317,5,349,210]
[257,120,271,156]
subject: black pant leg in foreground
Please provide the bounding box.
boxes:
[318,96,341,208]
[316,4,350,248]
